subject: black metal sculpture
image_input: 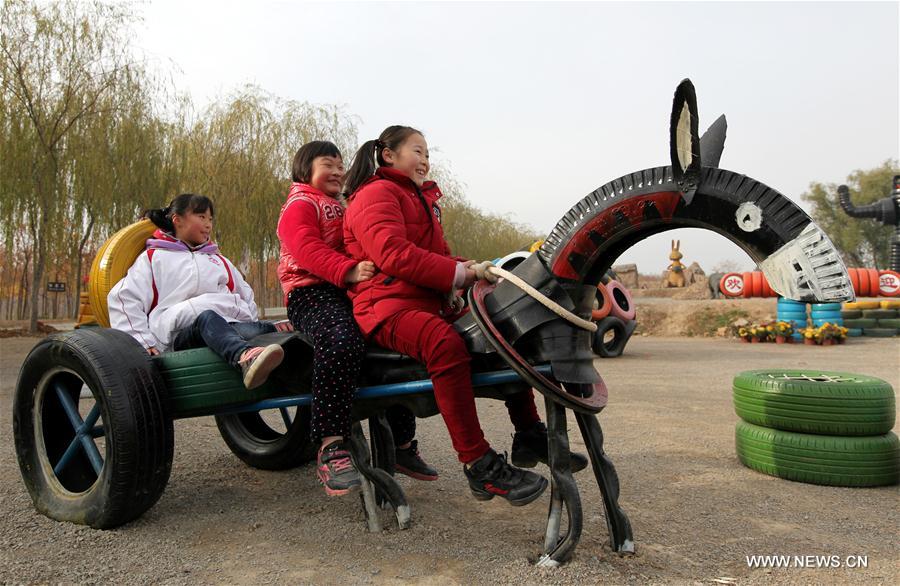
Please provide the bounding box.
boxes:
[838,177,900,271]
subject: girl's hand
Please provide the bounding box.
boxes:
[461,268,477,288]
[346,260,376,283]
[147,347,160,356]
[273,320,294,333]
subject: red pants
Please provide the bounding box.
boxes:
[373,308,541,463]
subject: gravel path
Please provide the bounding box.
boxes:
[1,335,898,585]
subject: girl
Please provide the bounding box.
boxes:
[277,140,437,497]
[108,193,287,390]
[343,126,585,507]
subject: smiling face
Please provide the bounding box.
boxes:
[309,155,345,197]
[383,132,430,186]
[172,210,213,247]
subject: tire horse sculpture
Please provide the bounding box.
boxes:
[13,80,853,566]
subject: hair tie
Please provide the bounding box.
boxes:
[374,140,383,149]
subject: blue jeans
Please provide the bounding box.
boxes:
[171,310,276,366]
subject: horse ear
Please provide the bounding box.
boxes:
[671,239,675,250]
[670,79,702,203]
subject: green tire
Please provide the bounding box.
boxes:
[877,318,900,329]
[840,309,863,319]
[864,328,898,338]
[735,422,900,487]
[733,369,896,435]
[862,309,897,319]
[844,318,877,329]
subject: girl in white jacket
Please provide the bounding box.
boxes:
[108,193,288,389]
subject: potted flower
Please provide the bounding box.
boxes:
[774,321,793,344]
[803,327,818,345]
[838,326,849,344]
[817,322,838,346]
[736,326,751,343]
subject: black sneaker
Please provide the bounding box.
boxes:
[316,440,361,496]
[395,440,439,481]
[511,422,589,473]
[464,449,548,506]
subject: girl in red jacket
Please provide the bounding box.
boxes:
[343,126,586,506]
[277,141,437,497]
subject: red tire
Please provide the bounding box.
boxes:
[720,273,743,298]
[591,282,613,320]
[742,271,753,298]
[761,275,775,298]
[848,267,860,295]
[867,268,881,297]
[751,271,763,298]
[606,280,636,321]
[857,268,871,297]
[878,270,900,297]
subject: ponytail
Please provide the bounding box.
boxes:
[342,125,424,197]
[143,206,175,233]
[142,193,214,234]
[342,139,380,198]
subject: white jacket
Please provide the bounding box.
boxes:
[108,236,259,352]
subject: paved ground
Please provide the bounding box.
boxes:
[1,335,898,585]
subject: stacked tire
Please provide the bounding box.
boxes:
[591,279,637,358]
[733,370,899,487]
[776,298,807,341]
[843,300,900,338]
[810,302,843,329]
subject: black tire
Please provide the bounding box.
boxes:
[862,309,897,319]
[841,309,863,319]
[13,329,173,528]
[844,318,877,329]
[215,406,316,470]
[732,369,895,436]
[735,422,899,487]
[877,318,900,329]
[863,328,898,338]
[538,166,850,305]
[591,316,636,358]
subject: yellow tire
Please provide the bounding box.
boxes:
[88,220,156,327]
[528,239,545,253]
[843,301,881,310]
[881,300,900,310]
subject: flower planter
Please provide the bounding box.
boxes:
[775,335,787,344]
[804,338,817,346]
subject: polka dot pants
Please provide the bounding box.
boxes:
[287,284,416,444]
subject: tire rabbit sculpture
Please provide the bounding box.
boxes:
[665,239,687,288]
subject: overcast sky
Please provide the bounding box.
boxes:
[136,1,899,273]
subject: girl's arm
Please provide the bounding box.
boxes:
[351,185,457,292]
[225,257,260,321]
[277,199,358,287]
[107,252,160,350]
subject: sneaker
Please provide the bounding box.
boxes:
[511,422,589,473]
[395,440,439,481]
[464,449,548,506]
[316,440,362,496]
[239,344,284,389]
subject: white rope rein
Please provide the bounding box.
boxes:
[486,266,598,333]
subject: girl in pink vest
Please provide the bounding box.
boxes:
[277,141,436,496]
[108,193,288,390]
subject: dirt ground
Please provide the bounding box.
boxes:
[1,332,898,585]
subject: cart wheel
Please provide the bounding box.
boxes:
[215,405,316,470]
[13,329,173,528]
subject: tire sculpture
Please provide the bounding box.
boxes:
[15,79,855,565]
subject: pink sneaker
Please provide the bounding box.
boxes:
[238,344,284,389]
[316,440,361,496]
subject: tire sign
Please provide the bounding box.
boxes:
[720,272,744,297]
[879,271,900,297]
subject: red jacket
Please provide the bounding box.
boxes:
[277,183,357,301]
[344,167,461,335]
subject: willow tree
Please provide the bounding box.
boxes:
[1,0,144,331]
